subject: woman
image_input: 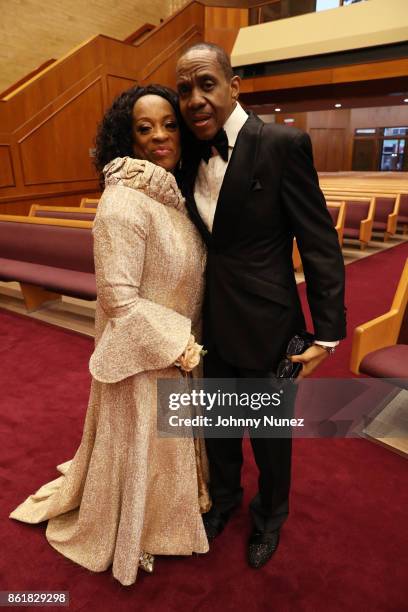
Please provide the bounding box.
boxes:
[10,85,210,586]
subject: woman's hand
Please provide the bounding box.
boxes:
[175,334,203,372]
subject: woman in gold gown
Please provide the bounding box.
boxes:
[10,85,209,586]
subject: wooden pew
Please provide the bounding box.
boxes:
[320,173,407,239]
[0,214,95,311]
[370,194,399,241]
[327,201,346,245]
[322,191,398,241]
[322,195,375,249]
[396,193,408,235]
[30,205,97,221]
[350,258,408,378]
[80,198,100,208]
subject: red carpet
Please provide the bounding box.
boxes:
[1,242,408,612]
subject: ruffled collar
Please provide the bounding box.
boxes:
[103,157,186,213]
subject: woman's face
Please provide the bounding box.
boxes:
[132,94,181,172]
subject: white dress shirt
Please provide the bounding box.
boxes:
[194,102,247,232]
[193,102,338,349]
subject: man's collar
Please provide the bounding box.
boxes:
[223,102,248,148]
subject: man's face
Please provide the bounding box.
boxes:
[176,49,240,141]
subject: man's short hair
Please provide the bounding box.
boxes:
[178,43,233,81]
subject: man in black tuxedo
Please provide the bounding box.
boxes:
[176,43,346,568]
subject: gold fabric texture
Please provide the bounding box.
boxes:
[10,157,209,586]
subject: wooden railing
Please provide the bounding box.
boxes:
[0,59,57,100]
[123,23,156,45]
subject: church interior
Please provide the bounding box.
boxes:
[1,0,407,609]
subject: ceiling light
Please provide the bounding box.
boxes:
[334,103,342,108]
[274,108,281,112]
[404,98,408,103]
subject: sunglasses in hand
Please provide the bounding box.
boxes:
[276,331,315,379]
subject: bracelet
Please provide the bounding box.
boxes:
[314,343,336,355]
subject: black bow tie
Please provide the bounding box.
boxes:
[199,128,229,163]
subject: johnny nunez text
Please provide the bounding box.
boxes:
[168,415,305,429]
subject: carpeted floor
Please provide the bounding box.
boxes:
[1,243,408,612]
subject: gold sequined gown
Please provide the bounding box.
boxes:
[10,157,210,586]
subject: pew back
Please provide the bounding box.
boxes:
[0,214,96,303]
[29,205,97,221]
[80,198,100,208]
[0,215,93,273]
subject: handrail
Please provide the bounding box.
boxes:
[123,23,155,44]
[2,35,98,102]
[0,58,56,100]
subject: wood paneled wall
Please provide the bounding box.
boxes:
[205,7,248,53]
[274,106,408,172]
[0,1,248,214]
[349,106,408,131]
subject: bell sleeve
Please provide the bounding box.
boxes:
[89,197,191,383]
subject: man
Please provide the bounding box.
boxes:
[176,43,346,569]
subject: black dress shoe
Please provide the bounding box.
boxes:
[202,509,229,541]
[247,529,280,569]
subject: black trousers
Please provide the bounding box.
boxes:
[204,346,294,534]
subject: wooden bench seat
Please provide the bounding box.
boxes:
[319,174,407,239]
[350,258,408,384]
[322,195,375,248]
[323,191,399,241]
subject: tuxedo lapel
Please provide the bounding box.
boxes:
[185,190,212,246]
[182,161,213,246]
[179,150,212,247]
[212,112,263,246]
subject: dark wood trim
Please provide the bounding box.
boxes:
[123,23,155,45]
[239,59,408,101]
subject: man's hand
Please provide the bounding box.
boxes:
[290,344,328,379]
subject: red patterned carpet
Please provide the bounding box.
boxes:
[1,242,407,612]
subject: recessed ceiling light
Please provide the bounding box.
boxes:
[274,108,281,112]
[334,103,342,108]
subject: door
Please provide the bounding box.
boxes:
[352,139,378,171]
